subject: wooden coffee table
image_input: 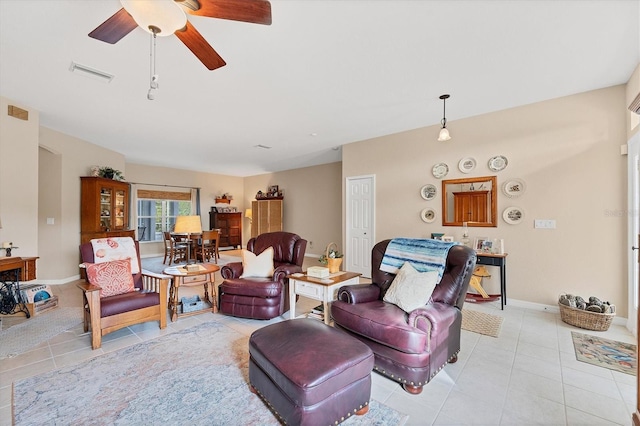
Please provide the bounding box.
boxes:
[288,271,361,324]
[163,263,220,322]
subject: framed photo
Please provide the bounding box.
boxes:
[268,185,279,195]
[431,232,444,240]
[474,237,490,252]
[442,236,455,243]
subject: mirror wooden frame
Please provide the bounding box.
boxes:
[442,175,498,227]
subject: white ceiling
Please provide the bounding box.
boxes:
[1,1,639,177]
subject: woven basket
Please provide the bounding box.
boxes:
[325,242,343,273]
[558,302,615,331]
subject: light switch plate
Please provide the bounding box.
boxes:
[534,219,556,229]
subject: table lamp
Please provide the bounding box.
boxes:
[174,215,202,264]
[245,208,252,224]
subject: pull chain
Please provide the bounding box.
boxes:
[147,27,159,100]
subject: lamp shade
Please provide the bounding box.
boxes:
[437,127,451,142]
[120,0,187,36]
[174,215,202,234]
[245,208,252,220]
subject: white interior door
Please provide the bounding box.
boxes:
[628,134,640,335]
[346,175,375,278]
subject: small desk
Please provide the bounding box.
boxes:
[475,252,508,310]
[0,257,38,317]
[288,271,361,324]
[163,263,220,321]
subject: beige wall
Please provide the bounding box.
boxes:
[244,162,342,258]
[37,126,126,281]
[124,163,245,257]
[0,97,39,260]
[343,85,628,315]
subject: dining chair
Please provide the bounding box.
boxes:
[163,231,187,265]
[195,229,220,263]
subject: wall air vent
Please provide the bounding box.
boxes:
[254,144,272,149]
[629,91,640,115]
[69,62,114,83]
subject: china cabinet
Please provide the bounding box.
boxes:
[80,177,133,244]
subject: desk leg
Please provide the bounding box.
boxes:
[501,260,507,309]
[289,281,296,320]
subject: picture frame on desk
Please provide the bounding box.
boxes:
[442,236,454,243]
[474,237,492,252]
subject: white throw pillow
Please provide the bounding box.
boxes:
[383,262,439,313]
[240,247,275,278]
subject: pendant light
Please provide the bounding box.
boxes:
[438,94,451,142]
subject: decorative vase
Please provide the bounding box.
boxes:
[327,257,342,273]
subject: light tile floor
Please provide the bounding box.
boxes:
[1,278,636,425]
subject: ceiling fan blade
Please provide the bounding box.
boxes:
[180,0,272,25]
[175,22,227,70]
[88,8,138,44]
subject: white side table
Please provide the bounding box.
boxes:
[288,271,361,325]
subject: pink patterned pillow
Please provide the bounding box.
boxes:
[84,259,135,298]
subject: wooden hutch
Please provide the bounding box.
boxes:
[80,177,134,244]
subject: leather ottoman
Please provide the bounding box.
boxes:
[249,318,374,425]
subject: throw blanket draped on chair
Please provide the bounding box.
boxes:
[380,238,457,281]
[91,237,140,274]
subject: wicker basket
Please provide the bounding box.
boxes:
[558,302,616,331]
[325,242,343,274]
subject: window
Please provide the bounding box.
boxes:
[136,189,193,242]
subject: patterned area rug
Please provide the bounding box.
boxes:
[571,331,637,376]
[461,309,503,338]
[0,307,83,359]
[13,320,408,425]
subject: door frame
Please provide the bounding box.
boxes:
[345,174,376,277]
[628,133,640,335]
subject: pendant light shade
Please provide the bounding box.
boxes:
[437,94,451,141]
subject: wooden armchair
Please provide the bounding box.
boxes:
[163,231,187,265]
[78,239,169,349]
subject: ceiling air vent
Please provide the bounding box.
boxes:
[629,92,640,115]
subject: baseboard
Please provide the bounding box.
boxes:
[508,298,628,326]
[31,275,81,285]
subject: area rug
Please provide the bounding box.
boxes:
[571,331,637,376]
[461,309,503,338]
[141,253,242,275]
[0,307,82,359]
[13,320,409,426]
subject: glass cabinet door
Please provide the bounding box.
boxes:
[114,189,126,229]
[100,187,112,230]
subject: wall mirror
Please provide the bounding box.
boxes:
[442,176,497,227]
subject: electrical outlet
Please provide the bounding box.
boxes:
[309,241,313,248]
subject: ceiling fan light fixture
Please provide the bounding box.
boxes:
[120,0,187,36]
[437,94,451,142]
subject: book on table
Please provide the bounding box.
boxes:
[311,304,324,315]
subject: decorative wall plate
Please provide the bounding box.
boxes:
[420,184,437,200]
[502,179,526,198]
[488,155,508,172]
[432,163,449,179]
[503,206,524,224]
[458,157,477,174]
[421,208,436,223]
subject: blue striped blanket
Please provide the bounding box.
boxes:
[380,238,457,281]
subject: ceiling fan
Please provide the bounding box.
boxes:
[89,0,272,71]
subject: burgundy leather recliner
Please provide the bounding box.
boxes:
[219,232,307,320]
[331,239,476,394]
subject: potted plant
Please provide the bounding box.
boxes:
[98,167,125,181]
[319,242,343,273]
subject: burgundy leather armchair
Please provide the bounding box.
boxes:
[331,239,476,394]
[219,232,307,320]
